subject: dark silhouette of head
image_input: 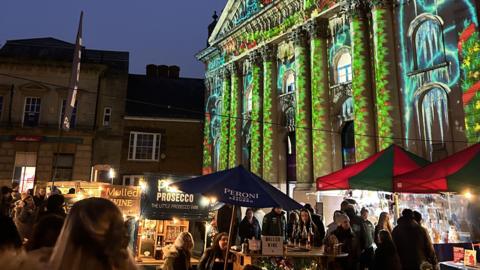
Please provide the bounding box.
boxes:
[401,209,414,220]
[413,210,422,224]
[28,214,65,250]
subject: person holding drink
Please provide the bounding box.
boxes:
[293,208,322,248]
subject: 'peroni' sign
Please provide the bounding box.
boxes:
[224,188,259,203]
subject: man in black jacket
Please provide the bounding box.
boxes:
[261,207,286,238]
[393,209,437,270]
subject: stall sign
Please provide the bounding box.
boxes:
[453,247,465,263]
[464,249,477,267]
[261,236,283,256]
[141,174,209,220]
[101,185,140,216]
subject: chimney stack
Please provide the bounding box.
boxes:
[146,64,157,78]
[168,65,180,79]
[157,65,169,78]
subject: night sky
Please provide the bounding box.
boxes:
[0,0,227,78]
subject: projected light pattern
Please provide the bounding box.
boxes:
[250,64,263,176]
[372,8,393,149]
[311,37,329,178]
[228,72,240,168]
[219,77,231,170]
[202,113,213,174]
[263,59,275,181]
[295,43,309,182]
[397,0,479,145]
[351,18,370,161]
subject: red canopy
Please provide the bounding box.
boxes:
[394,143,480,193]
[316,145,429,192]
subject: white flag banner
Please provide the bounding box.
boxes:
[62,11,83,130]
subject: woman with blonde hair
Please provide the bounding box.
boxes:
[162,231,194,270]
[375,212,393,245]
[49,197,137,270]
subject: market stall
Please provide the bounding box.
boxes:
[136,173,210,265]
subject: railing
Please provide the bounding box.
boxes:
[330,82,352,103]
[278,91,296,132]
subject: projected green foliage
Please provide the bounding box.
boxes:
[372,8,393,149]
[228,73,240,168]
[310,37,328,177]
[202,113,212,174]
[251,65,263,176]
[352,19,370,161]
[219,77,231,170]
[263,60,274,180]
[460,24,480,143]
[295,45,309,181]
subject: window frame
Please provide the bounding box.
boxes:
[22,96,41,127]
[103,107,112,127]
[122,175,143,186]
[52,153,75,181]
[128,131,161,161]
[335,52,352,84]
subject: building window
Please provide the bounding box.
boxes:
[13,152,37,193]
[409,15,446,71]
[128,132,161,161]
[336,52,352,84]
[103,107,112,127]
[52,154,74,181]
[122,175,143,186]
[341,121,355,167]
[23,97,41,127]
[60,100,77,128]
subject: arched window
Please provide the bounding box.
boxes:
[415,83,450,161]
[336,52,352,84]
[409,14,446,71]
[341,121,355,167]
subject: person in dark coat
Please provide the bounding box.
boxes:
[332,213,359,270]
[238,208,261,243]
[372,230,401,270]
[261,207,286,238]
[216,205,241,245]
[0,186,13,217]
[392,209,438,270]
[36,194,66,222]
[360,207,375,269]
[344,205,367,270]
[304,203,326,243]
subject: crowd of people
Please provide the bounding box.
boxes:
[0,182,441,270]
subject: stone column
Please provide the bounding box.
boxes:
[261,44,279,184]
[219,67,231,171]
[306,18,333,179]
[249,51,263,176]
[202,75,214,174]
[349,0,376,161]
[291,27,314,190]
[371,0,402,150]
[228,62,242,168]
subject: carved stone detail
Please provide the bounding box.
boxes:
[305,18,329,39]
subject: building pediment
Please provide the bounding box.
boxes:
[209,0,276,45]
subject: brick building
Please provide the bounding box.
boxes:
[120,65,205,185]
[0,38,128,190]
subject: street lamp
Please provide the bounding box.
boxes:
[109,168,116,185]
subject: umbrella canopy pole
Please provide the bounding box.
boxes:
[393,193,400,222]
[224,204,236,270]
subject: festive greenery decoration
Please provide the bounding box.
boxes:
[202,113,213,174]
[304,0,317,10]
[228,72,240,168]
[459,23,480,143]
[250,64,263,176]
[351,18,371,161]
[372,8,394,150]
[310,36,329,178]
[219,76,231,171]
[295,40,310,183]
[262,59,275,181]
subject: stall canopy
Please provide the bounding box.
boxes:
[317,144,430,192]
[172,165,302,211]
[394,143,480,193]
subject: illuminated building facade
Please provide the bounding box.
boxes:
[197,0,480,200]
